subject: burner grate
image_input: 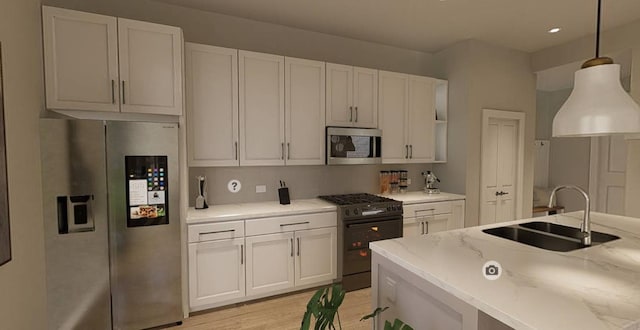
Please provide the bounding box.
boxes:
[318,193,396,205]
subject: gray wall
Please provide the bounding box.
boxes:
[0,0,48,328]
[191,164,433,205]
[434,40,537,226]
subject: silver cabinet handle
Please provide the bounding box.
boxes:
[355,106,358,122]
[296,237,300,256]
[281,142,285,160]
[111,80,115,104]
[235,142,238,160]
[240,244,244,265]
[349,106,353,122]
[409,145,413,159]
[121,81,126,104]
[420,221,424,235]
[287,143,290,160]
[425,221,429,235]
[280,221,310,227]
[199,229,234,237]
[405,145,409,159]
[290,238,294,257]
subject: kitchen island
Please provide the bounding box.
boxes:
[370,212,640,330]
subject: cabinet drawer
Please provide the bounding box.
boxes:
[245,212,337,236]
[188,221,244,243]
[403,201,452,218]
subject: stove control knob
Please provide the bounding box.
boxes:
[386,206,392,211]
[354,208,359,215]
[345,209,350,216]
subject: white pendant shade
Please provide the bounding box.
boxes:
[552,64,640,137]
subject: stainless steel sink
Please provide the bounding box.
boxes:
[483,221,619,252]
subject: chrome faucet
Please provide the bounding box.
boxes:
[548,185,591,246]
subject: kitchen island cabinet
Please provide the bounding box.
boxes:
[370,212,640,329]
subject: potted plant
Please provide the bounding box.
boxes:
[300,284,413,330]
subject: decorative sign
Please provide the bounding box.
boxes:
[228,179,241,193]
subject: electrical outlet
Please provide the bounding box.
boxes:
[256,185,267,193]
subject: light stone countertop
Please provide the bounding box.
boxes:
[186,198,337,224]
[382,191,466,204]
[370,211,640,330]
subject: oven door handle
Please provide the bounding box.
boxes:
[346,221,394,229]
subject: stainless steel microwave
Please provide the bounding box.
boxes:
[326,127,382,165]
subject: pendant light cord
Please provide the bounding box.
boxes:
[596,0,602,58]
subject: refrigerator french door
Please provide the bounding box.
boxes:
[40,119,182,330]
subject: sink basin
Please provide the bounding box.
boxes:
[519,221,619,243]
[483,222,619,252]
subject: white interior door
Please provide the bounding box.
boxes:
[481,118,519,224]
[590,136,627,215]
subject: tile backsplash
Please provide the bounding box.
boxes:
[189,164,434,206]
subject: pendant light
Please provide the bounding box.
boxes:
[552,0,640,137]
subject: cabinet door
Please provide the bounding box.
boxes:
[402,219,421,238]
[285,57,325,165]
[118,18,183,115]
[295,227,337,287]
[421,214,451,235]
[379,71,409,164]
[449,200,465,230]
[42,6,119,112]
[353,67,378,128]
[408,75,436,163]
[326,63,354,127]
[239,51,285,166]
[186,43,239,167]
[188,238,245,308]
[245,232,294,296]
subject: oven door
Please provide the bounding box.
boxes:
[343,217,402,275]
[326,127,382,165]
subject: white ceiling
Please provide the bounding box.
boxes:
[155,0,640,53]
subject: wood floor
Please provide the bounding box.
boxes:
[174,288,372,330]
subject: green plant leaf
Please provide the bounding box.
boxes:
[301,284,346,330]
[360,306,389,321]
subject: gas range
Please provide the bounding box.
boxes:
[318,193,403,291]
[318,193,402,221]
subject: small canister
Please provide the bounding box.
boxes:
[379,171,390,194]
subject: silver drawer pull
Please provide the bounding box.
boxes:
[280,221,310,227]
[199,229,235,236]
[415,209,435,214]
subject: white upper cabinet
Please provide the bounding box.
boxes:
[185,43,239,167]
[118,19,183,115]
[42,6,183,116]
[407,75,436,163]
[379,71,436,163]
[43,6,120,112]
[326,63,378,128]
[239,51,286,166]
[285,57,326,165]
[379,71,409,164]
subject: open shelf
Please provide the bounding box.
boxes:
[434,79,448,162]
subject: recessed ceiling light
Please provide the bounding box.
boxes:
[548,27,561,34]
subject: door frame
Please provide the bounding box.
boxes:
[480,109,526,222]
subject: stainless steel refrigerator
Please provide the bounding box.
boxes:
[40,119,182,330]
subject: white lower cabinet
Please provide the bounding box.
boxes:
[403,200,465,237]
[295,227,337,287]
[245,232,295,296]
[188,212,337,311]
[188,238,245,308]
